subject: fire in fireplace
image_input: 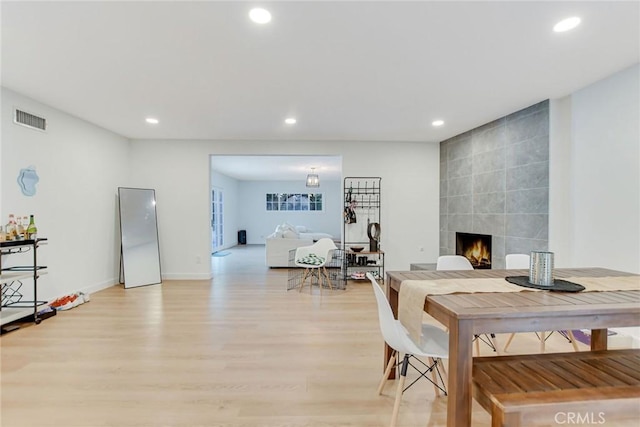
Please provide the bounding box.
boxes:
[456,232,492,269]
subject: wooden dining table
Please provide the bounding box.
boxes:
[385,267,640,427]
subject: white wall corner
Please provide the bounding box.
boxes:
[548,96,573,267]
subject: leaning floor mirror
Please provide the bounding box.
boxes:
[118,187,162,288]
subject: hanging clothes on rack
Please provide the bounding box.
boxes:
[344,200,357,224]
[344,184,357,224]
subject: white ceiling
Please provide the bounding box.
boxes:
[211,155,342,181]
[2,1,639,179]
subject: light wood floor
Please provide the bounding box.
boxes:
[1,245,636,427]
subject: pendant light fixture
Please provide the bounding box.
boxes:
[306,167,320,188]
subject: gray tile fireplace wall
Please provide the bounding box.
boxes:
[440,100,549,269]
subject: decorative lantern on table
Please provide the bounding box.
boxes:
[529,251,554,286]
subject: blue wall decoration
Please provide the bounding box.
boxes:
[17,166,39,196]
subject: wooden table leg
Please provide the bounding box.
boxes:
[384,343,395,379]
[385,284,400,379]
[591,328,608,350]
[447,318,473,427]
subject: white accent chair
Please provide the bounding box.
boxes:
[503,253,579,353]
[293,238,338,294]
[436,255,473,270]
[436,255,500,355]
[367,273,448,427]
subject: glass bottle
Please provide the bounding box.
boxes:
[26,215,37,240]
[6,214,16,241]
[16,216,25,239]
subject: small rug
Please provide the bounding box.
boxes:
[571,329,618,345]
[212,251,231,257]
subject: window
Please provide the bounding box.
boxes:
[266,193,323,211]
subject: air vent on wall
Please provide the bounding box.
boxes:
[13,108,47,131]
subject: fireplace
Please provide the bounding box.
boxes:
[456,232,492,269]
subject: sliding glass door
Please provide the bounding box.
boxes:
[211,187,224,253]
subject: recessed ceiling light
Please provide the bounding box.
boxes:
[285,118,297,125]
[249,8,271,24]
[554,17,581,33]
[145,117,159,124]
[432,120,444,127]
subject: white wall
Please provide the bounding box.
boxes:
[1,88,131,300]
[550,63,640,273]
[549,96,573,266]
[3,58,635,301]
[129,139,440,277]
[237,179,342,244]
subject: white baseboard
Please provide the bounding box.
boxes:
[161,273,213,280]
[79,278,119,295]
[47,274,211,303]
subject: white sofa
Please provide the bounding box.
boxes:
[265,236,315,267]
[265,223,334,267]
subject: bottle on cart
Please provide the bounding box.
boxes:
[26,214,37,240]
[0,225,5,242]
[6,214,16,241]
[22,216,29,238]
[16,216,25,239]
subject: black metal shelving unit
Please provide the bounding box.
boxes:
[1,238,48,325]
[343,177,383,283]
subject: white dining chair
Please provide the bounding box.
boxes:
[503,253,580,353]
[436,255,500,355]
[367,273,448,427]
[436,255,473,271]
[294,238,337,294]
[505,253,530,269]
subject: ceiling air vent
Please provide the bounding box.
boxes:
[13,108,47,131]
